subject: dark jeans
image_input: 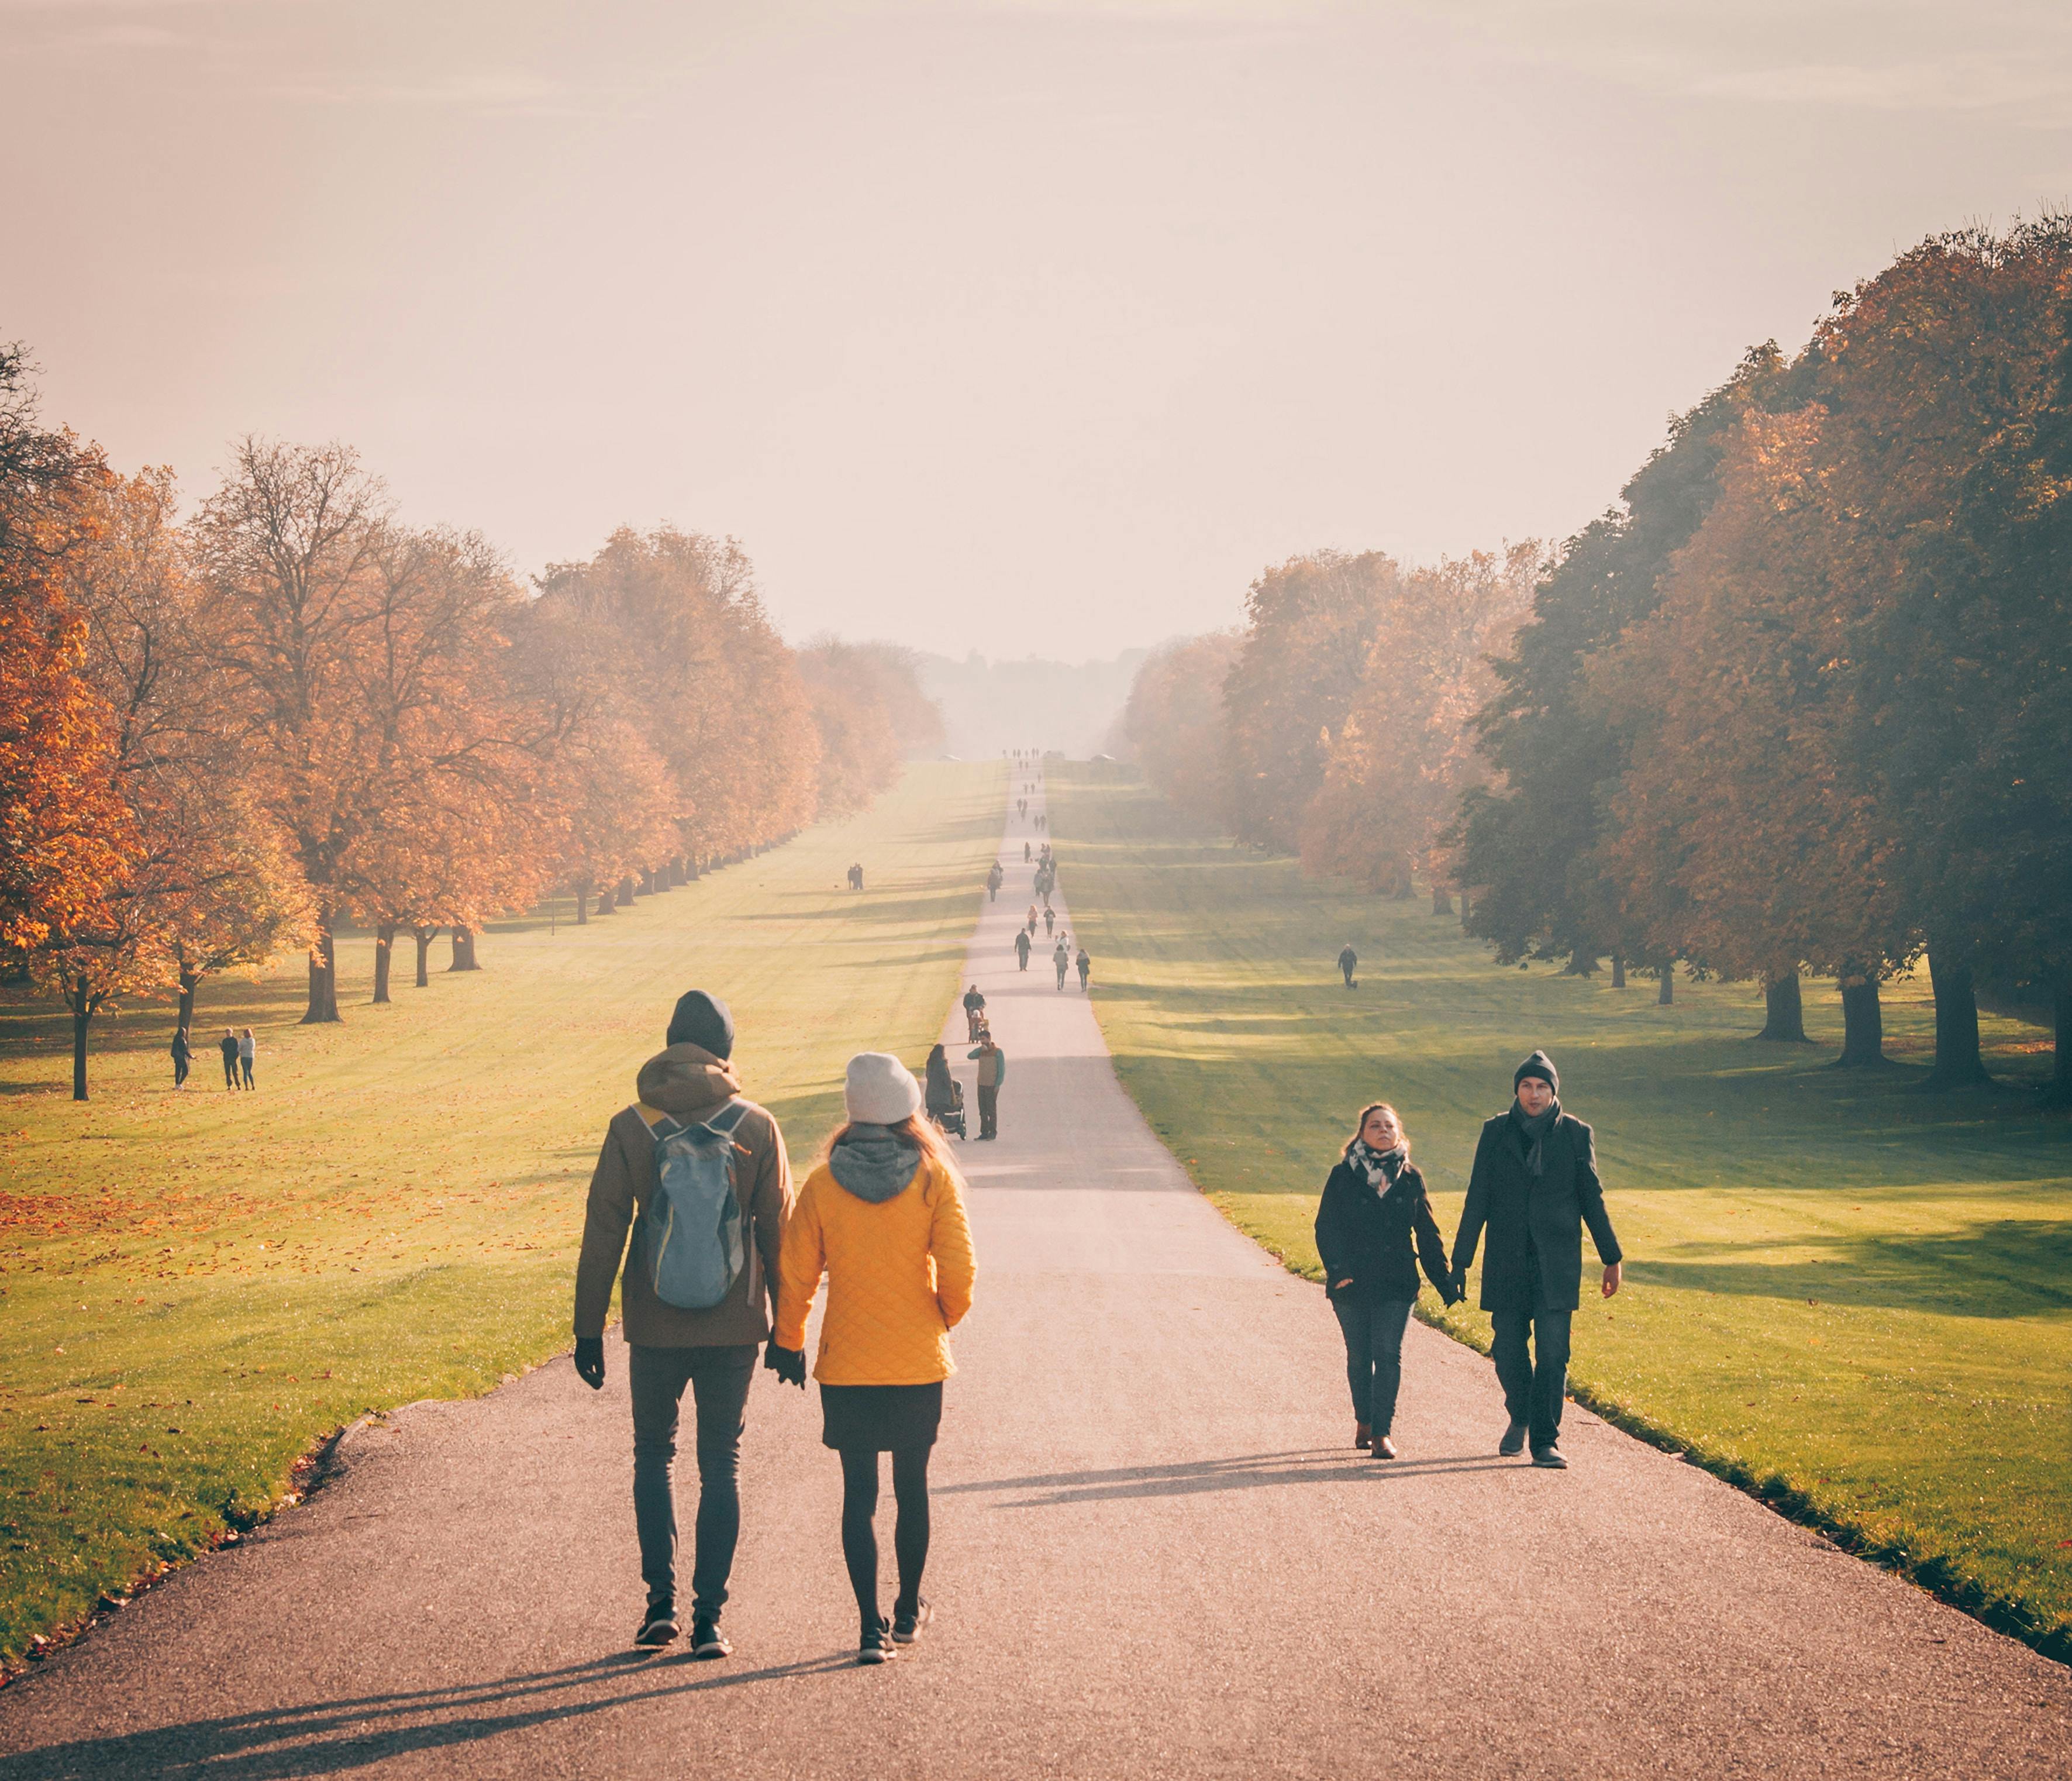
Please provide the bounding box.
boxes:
[629,1342,757,1616]
[240,1057,254,1087]
[977,1084,998,1138]
[173,1056,189,1087]
[1331,1297,1413,1432]
[222,1056,239,1088]
[1491,1308,1573,1451]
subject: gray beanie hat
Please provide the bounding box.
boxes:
[1513,1049,1559,1094]
[844,1052,923,1125]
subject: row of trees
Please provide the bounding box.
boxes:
[1,353,940,1096]
[1120,220,2071,1098]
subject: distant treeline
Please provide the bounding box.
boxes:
[0,360,942,1094]
[1119,221,2071,1100]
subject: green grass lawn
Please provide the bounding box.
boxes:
[0,761,1003,1666]
[1050,764,2072,1661]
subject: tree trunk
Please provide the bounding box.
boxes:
[372,924,395,1004]
[686,857,700,881]
[71,977,91,1102]
[1657,967,1674,1005]
[1432,887,1454,916]
[413,928,436,987]
[1921,941,1993,1089]
[1459,891,1472,928]
[177,964,199,1031]
[637,869,653,895]
[668,857,685,887]
[616,877,635,908]
[2047,974,2072,1108]
[1562,952,1600,977]
[1756,971,1808,1042]
[1610,952,1626,988]
[449,926,480,972]
[302,911,342,1024]
[574,878,591,925]
[1833,974,1888,1067]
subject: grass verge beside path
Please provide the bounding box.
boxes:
[1049,764,2072,1662]
[0,761,1003,1668]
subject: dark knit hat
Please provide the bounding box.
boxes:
[1513,1049,1559,1094]
[666,990,735,1059]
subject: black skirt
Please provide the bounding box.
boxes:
[819,1381,943,1452]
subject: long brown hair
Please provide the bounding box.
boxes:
[1344,1101,1410,1161]
[820,1111,968,1192]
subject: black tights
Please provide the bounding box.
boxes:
[838,1445,930,1628]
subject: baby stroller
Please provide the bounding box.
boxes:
[929,1076,968,1141]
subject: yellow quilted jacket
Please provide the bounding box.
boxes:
[775,1152,976,1385]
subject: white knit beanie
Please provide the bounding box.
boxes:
[844,1052,923,1125]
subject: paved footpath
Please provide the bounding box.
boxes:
[5,777,2069,1779]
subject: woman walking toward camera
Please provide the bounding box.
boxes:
[771,1053,977,1665]
[1313,1102,1459,1458]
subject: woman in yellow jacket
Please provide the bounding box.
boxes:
[770,1052,976,1664]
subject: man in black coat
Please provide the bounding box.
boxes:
[1449,1049,1622,1469]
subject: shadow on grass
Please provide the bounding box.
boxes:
[1628,1218,2072,1317]
[0,1650,856,1780]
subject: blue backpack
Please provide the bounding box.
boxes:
[640,1100,751,1310]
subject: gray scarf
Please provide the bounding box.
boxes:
[1509,1098,1560,1177]
[1346,1139,1409,1194]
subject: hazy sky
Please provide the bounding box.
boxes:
[5,2,2068,657]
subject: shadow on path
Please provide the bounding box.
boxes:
[942,1450,1520,1507]
[0,1651,855,1781]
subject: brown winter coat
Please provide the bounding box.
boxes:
[572,1043,792,1347]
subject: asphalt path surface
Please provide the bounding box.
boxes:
[4,776,2068,1778]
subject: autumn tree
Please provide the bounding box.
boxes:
[1301,545,1538,904]
[1116,631,1242,828]
[796,638,942,819]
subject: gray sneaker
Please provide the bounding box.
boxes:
[1530,1445,1568,1470]
[1499,1421,1528,1457]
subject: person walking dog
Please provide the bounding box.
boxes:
[571,990,794,1658]
[967,1032,1005,1139]
[218,1028,240,1090]
[769,1054,977,1665]
[1449,1050,1622,1469]
[1314,1103,1459,1457]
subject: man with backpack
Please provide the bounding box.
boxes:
[572,989,795,1658]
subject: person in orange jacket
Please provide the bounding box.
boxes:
[769,1053,977,1666]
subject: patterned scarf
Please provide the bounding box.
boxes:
[1347,1139,1409,1193]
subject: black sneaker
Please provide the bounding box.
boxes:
[892,1598,932,1645]
[635,1606,680,1649]
[689,1614,731,1659]
[1531,1445,1568,1469]
[1498,1421,1528,1457]
[859,1617,897,1665]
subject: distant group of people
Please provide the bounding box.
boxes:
[574,991,977,1666]
[1315,1049,1621,1467]
[846,862,866,891]
[170,1025,255,1090]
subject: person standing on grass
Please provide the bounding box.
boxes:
[1338,943,1359,990]
[967,1032,1005,1139]
[770,1053,977,1665]
[218,1028,240,1090]
[238,1028,256,1088]
[1449,1050,1622,1470]
[1075,947,1090,992]
[1315,1103,1460,1458]
[1015,928,1032,972]
[571,989,795,1658]
[170,1026,191,1089]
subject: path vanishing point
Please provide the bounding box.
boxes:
[3,777,2068,1779]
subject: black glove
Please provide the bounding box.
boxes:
[573,1336,605,1391]
[763,1339,807,1389]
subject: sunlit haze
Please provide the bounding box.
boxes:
[6,0,2067,656]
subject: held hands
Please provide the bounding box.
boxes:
[763,1339,807,1389]
[574,1336,606,1391]
[1601,1261,1622,1299]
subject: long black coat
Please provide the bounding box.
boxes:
[1450,1111,1622,1314]
[1314,1160,1455,1306]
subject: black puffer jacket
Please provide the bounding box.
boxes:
[1314,1158,1457,1306]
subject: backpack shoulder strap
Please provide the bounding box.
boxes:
[703,1099,751,1137]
